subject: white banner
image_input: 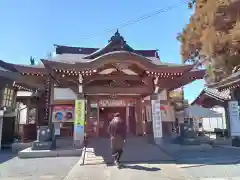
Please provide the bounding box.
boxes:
[228,101,240,136]
[151,100,162,139]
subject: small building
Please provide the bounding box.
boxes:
[192,87,231,137]
[206,70,240,141]
[1,31,205,145]
[0,60,37,149]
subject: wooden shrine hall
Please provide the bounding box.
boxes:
[5,30,205,139]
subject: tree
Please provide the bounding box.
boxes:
[179,0,240,83]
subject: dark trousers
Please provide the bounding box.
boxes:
[112,149,123,162]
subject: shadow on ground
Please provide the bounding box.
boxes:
[82,137,240,171]
[0,148,17,164]
[85,137,174,166]
[120,164,161,171]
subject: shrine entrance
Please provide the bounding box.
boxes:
[87,98,137,137]
[97,106,137,137]
[98,107,126,137]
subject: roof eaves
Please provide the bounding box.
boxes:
[0,60,18,72]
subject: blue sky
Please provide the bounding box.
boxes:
[0,0,204,102]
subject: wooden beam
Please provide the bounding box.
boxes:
[141,76,153,86]
[83,74,141,85]
[83,85,152,94]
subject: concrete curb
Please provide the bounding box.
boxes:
[18,147,82,158]
[212,145,240,149]
[11,142,32,153]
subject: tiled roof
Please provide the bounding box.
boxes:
[0,60,18,72]
[204,87,231,100]
[50,52,163,65]
[54,30,160,59]
[50,52,192,67]
[207,71,240,90]
[55,45,159,57]
[191,88,231,104]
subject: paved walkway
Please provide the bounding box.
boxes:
[2,143,240,179]
[64,160,189,180]
[81,137,174,165]
[0,155,79,180]
[63,137,183,180]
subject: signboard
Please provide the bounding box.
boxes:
[52,105,74,122]
[74,100,85,145]
[161,105,175,122]
[228,101,240,136]
[98,100,126,107]
[151,100,163,141]
[169,89,183,100]
[98,99,136,107]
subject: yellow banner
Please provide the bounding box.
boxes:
[74,100,85,126]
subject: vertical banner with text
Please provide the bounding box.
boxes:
[74,100,85,146]
[228,101,240,136]
[151,100,163,144]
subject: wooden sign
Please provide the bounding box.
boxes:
[98,100,126,107]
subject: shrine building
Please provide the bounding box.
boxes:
[5,31,205,141]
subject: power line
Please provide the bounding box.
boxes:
[79,0,188,41]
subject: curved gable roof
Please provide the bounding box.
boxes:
[42,51,194,73]
[55,30,160,59]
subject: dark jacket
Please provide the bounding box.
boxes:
[108,117,126,150]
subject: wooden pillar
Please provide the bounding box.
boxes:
[48,77,54,127]
[223,101,230,138]
[0,112,3,150]
[86,96,91,136]
[140,98,145,136]
[97,104,100,136]
[43,76,51,125]
[73,74,85,148]
[135,98,143,135]
[26,99,30,124]
[141,99,148,136]
[126,105,130,134]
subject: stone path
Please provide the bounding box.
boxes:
[0,155,79,180]
[64,137,240,180]
[63,137,184,180]
[199,178,240,180]
[83,137,174,164]
[5,138,240,179]
[64,160,190,180]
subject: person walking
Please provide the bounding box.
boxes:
[108,112,126,167]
